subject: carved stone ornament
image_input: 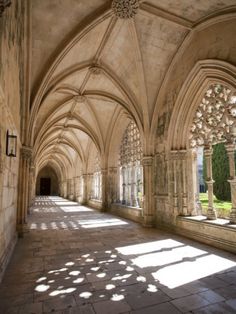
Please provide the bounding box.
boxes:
[112,0,139,19]
[119,121,142,166]
[89,65,102,75]
[189,84,236,148]
[0,0,11,17]
[73,95,86,103]
[21,146,32,161]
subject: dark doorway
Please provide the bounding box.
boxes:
[40,178,51,195]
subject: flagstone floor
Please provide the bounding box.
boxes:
[0,196,236,314]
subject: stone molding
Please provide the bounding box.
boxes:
[169,150,187,160]
[0,0,11,17]
[112,0,139,19]
[142,156,153,166]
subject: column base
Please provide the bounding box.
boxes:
[229,209,236,224]
[143,214,155,227]
[207,207,217,220]
[17,223,29,238]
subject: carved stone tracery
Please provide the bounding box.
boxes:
[190,84,236,148]
[0,0,11,17]
[112,0,139,19]
[119,121,143,207]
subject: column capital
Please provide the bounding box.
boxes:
[204,145,212,156]
[225,143,235,153]
[170,150,187,160]
[142,156,153,166]
[21,146,32,161]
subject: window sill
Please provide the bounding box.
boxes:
[179,215,236,230]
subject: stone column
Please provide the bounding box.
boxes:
[142,156,154,227]
[204,146,217,220]
[193,149,202,215]
[101,169,108,211]
[225,143,236,223]
[17,146,32,236]
[121,166,126,204]
[81,174,87,204]
[108,167,117,205]
[28,164,36,212]
[170,151,178,214]
[179,150,188,216]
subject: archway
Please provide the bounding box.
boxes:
[36,166,59,196]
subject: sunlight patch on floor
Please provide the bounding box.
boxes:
[152,253,236,289]
[116,239,183,255]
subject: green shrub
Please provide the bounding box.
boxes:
[203,143,231,201]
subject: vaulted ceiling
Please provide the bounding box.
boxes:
[30,0,236,178]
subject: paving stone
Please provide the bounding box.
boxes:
[171,294,210,312]
[19,302,43,314]
[126,290,170,310]
[226,298,236,311]
[92,299,131,314]
[192,301,236,313]
[130,302,182,313]
[43,295,76,312]
[198,289,225,303]
[1,197,236,314]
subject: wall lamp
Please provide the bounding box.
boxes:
[6,130,17,157]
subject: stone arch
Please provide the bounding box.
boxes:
[36,166,60,196]
[165,59,236,219]
[167,60,236,151]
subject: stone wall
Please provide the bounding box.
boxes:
[0,0,26,281]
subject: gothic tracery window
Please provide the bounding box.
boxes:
[190,84,236,148]
[119,121,143,207]
[92,152,102,200]
[189,83,236,222]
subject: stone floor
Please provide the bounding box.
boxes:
[0,197,236,314]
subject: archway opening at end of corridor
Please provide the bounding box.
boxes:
[36,166,59,196]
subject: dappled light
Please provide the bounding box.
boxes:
[2,196,236,313]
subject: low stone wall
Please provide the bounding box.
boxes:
[110,203,143,223]
[88,199,103,210]
[157,216,236,254]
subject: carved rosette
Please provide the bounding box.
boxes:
[112,0,139,19]
[73,95,86,103]
[89,65,102,75]
[0,0,11,17]
[189,84,236,148]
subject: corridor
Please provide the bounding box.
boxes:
[0,197,236,314]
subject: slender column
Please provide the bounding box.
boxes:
[28,164,35,212]
[170,152,178,214]
[142,156,154,227]
[204,146,217,220]
[179,151,188,216]
[193,149,202,215]
[81,174,87,204]
[101,169,108,211]
[226,143,236,223]
[121,166,126,204]
[108,167,117,205]
[17,146,32,236]
[130,164,137,207]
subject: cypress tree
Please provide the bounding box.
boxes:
[203,143,231,201]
